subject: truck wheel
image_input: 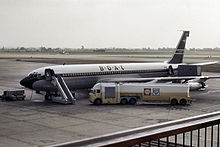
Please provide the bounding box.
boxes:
[120,99,127,105]
[94,98,102,105]
[180,99,187,105]
[129,98,137,105]
[171,99,178,105]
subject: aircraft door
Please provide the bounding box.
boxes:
[45,69,55,81]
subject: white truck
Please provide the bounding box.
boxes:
[89,82,191,105]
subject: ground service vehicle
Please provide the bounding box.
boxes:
[89,82,191,105]
[1,89,25,101]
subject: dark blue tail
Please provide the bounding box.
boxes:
[168,31,190,64]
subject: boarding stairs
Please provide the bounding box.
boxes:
[45,69,76,104]
[52,75,76,104]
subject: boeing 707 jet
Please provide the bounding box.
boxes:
[20,31,219,103]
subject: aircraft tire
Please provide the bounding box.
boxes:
[201,82,206,88]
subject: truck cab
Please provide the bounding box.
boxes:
[89,83,102,104]
[89,83,139,105]
[90,83,119,104]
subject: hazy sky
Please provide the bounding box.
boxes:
[1,0,220,48]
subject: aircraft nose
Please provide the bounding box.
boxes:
[20,73,44,89]
[20,75,37,89]
[20,76,35,89]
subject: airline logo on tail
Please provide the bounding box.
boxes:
[169,31,190,64]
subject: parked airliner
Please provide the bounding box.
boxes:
[20,31,218,99]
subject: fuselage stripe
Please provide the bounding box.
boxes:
[57,69,168,77]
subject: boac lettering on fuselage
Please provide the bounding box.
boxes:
[99,65,125,71]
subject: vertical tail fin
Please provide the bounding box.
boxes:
[168,31,190,64]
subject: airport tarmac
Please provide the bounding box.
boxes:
[0,54,220,147]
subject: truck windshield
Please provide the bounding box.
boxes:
[90,89,100,94]
[90,89,95,94]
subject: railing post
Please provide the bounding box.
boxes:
[166,136,169,147]
[218,124,219,147]
[175,134,177,147]
[198,129,200,147]
[211,125,213,147]
[190,131,193,147]
[183,132,185,146]
[205,127,207,147]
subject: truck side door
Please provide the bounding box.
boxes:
[104,87,116,103]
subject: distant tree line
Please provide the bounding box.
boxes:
[1,46,220,55]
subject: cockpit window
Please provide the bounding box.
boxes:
[29,73,41,78]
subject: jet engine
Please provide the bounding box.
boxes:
[187,81,206,91]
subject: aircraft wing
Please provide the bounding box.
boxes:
[99,76,220,83]
[192,76,220,83]
[190,61,218,66]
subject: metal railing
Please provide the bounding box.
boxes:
[49,111,220,147]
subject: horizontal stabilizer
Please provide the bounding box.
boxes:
[190,61,218,66]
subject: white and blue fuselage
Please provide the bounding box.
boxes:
[20,31,190,93]
[20,62,179,92]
